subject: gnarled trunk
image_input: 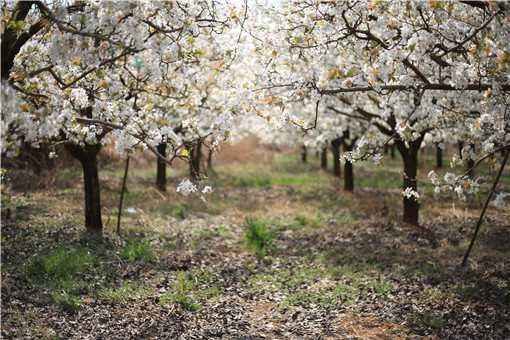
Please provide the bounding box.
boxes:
[396,139,422,226]
[67,144,103,235]
[331,138,341,177]
[320,147,328,170]
[156,142,167,191]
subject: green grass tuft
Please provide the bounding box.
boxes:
[26,247,95,281]
[120,237,155,263]
[243,218,274,257]
[51,291,81,313]
[98,282,153,304]
[160,272,201,311]
[232,175,272,188]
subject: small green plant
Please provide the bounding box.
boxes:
[120,237,155,263]
[294,215,308,226]
[52,291,81,313]
[160,271,201,311]
[26,247,95,281]
[243,218,274,257]
[98,282,153,304]
[172,205,189,219]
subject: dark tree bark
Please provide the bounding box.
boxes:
[343,131,354,192]
[156,142,167,191]
[66,143,103,235]
[1,2,39,80]
[396,138,423,226]
[331,138,342,177]
[436,143,443,169]
[189,140,202,181]
[390,145,396,159]
[320,147,328,170]
[458,141,464,159]
[301,145,307,163]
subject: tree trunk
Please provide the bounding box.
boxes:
[190,140,202,181]
[207,148,214,171]
[390,145,395,159]
[156,142,167,191]
[458,141,464,159]
[396,139,422,226]
[320,147,328,170]
[343,139,354,192]
[301,145,307,163]
[66,144,103,235]
[331,138,341,177]
[436,144,443,169]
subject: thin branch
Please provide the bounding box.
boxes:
[462,146,510,266]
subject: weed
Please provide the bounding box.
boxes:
[160,271,201,311]
[26,247,95,281]
[159,270,223,311]
[294,215,308,226]
[243,218,274,257]
[120,237,155,263]
[51,291,81,313]
[172,205,189,219]
[98,282,153,304]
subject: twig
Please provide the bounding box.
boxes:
[116,156,130,235]
[462,146,510,267]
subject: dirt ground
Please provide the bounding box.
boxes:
[2,139,509,339]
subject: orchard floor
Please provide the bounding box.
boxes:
[2,139,510,339]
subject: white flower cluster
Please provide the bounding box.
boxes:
[402,187,420,201]
[428,171,481,199]
[176,179,198,196]
[176,180,213,199]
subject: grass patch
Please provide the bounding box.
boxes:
[98,281,153,304]
[243,218,275,257]
[232,175,272,188]
[249,263,393,308]
[355,176,401,190]
[120,237,155,263]
[283,283,357,307]
[159,270,222,311]
[26,247,95,281]
[52,291,81,313]
[334,210,358,224]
